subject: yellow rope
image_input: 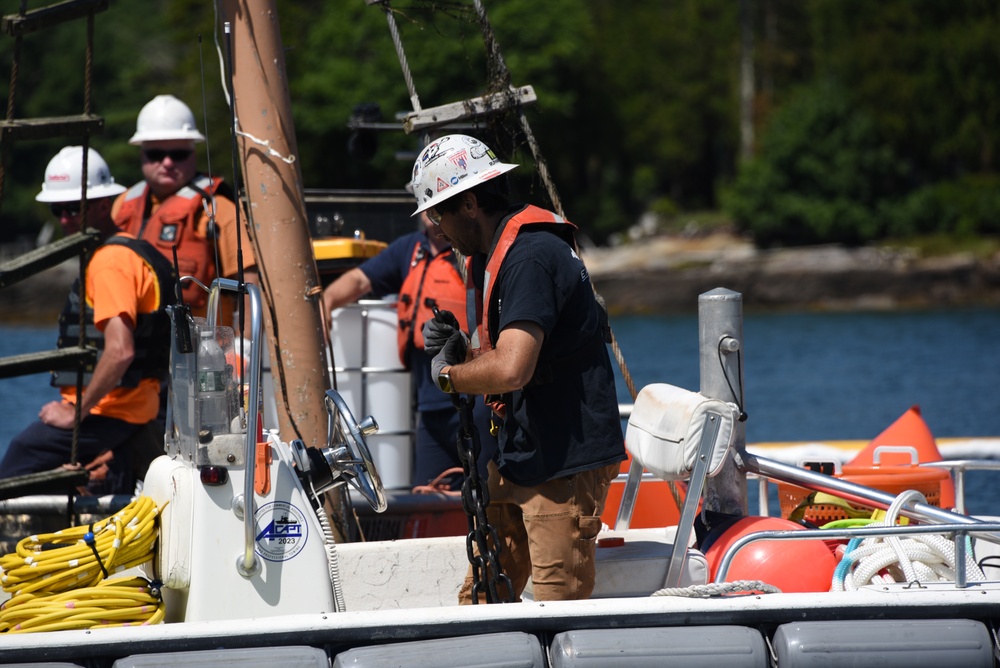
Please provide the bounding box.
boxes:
[0,496,160,598]
[0,576,165,633]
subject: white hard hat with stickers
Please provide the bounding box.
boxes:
[36,146,127,203]
[410,134,518,216]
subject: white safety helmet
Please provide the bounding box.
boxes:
[410,134,518,215]
[128,94,205,145]
[35,146,127,203]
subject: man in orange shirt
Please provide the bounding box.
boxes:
[0,147,177,494]
[112,94,256,326]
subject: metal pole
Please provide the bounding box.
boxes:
[221,0,350,541]
[221,0,327,446]
[698,288,747,516]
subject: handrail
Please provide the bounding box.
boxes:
[206,277,263,576]
[922,459,1000,515]
[715,521,1000,589]
[749,458,1000,518]
[742,452,1000,539]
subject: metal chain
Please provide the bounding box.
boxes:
[452,393,512,603]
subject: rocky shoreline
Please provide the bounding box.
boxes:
[585,233,1000,314]
[4,235,1000,324]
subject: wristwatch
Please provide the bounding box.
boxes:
[437,369,456,394]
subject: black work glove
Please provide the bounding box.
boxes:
[431,330,469,382]
[422,309,461,355]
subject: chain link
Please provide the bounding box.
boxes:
[452,394,513,603]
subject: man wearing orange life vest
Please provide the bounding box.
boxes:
[1,147,176,494]
[321,212,496,489]
[414,134,625,602]
[112,95,256,327]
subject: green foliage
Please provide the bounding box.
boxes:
[809,0,1000,180]
[590,0,739,211]
[0,0,998,250]
[0,0,228,242]
[887,176,1000,239]
[722,82,909,246]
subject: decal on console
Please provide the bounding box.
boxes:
[254,500,308,562]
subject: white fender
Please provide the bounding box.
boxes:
[142,454,194,589]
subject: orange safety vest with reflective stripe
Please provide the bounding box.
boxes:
[115,175,224,314]
[396,240,468,368]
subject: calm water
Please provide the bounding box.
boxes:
[2,308,999,512]
[607,308,1000,442]
[604,307,1000,516]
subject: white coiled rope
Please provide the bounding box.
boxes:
[832,490,986,591]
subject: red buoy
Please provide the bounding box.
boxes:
[702,516,837,593]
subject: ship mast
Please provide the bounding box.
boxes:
[220,0,351,539]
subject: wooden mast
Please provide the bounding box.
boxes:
[220,0,351,539]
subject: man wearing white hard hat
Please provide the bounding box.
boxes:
[0,146,177,494]
[415,134,625,603]
[112,94,255,325]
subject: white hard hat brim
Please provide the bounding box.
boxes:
[411,162,518,216]
[129,129,206,145]
[36,182,127,203]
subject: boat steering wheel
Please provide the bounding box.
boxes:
[317,389,387,513]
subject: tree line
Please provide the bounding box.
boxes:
[0,0,996,249]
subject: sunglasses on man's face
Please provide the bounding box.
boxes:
[427,208,442,225]
[143,148,194,163]
[50,203,81,218]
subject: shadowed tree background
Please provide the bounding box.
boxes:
[0,0,997,250]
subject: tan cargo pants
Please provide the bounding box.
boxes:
[458,460,619,603]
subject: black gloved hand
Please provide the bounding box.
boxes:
[431,329,469,382]
[422,309,461,355]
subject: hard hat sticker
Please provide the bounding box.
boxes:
[254,501,309,562]
[448,150,468,170]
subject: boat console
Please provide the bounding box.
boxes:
[144,278,387,622]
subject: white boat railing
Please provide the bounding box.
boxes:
[922,459,1000,515]
[744,452,1000,543]
[749,459,1000,518]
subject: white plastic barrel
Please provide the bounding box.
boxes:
[330,299,413,489]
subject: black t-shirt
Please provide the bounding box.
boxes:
[485,216,625,486]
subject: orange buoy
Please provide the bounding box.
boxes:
[702,516,838,592]
[847,406,955,509]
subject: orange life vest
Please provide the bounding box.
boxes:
[115,175,224,315]
[396,240,468,368]
[468,205,577,418]
[473,205,576,354]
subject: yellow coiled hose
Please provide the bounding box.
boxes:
[0,576,165,633]
[0,496,164,632]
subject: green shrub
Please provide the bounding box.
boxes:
[722,82,909,247]
[886,176,1000,239]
